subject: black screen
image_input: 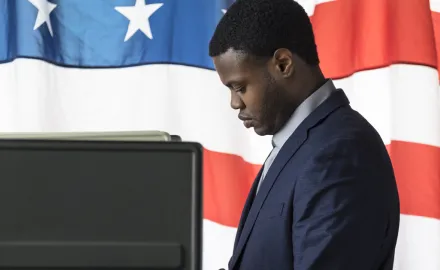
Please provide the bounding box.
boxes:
[0,140,202,270]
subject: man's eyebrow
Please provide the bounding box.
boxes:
[225,79,242,88]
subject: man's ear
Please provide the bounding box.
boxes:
[272,48,294,77]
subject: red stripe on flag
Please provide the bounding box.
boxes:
[203,141,440,227]
[311,0,437,79]
[388,141,440,220]
[203,149,261,227]
[431,11,440,79]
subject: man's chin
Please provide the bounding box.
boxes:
[252,125,269,136]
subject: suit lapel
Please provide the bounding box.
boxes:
[233,168,262,249]
[228,168,262,270]
[229,90,350,269]
[229,128,308,269]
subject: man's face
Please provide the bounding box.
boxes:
[213,49,290,136]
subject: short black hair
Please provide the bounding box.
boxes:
[209,0,320,66]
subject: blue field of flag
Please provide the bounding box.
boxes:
[0,0,233,69]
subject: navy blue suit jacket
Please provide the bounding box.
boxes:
[228,90,400,270]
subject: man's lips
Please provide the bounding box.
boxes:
[238,115,254,128]
[243,119,253,128]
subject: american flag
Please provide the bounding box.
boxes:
[0,0,439,269]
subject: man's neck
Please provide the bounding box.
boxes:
[300,67,327,100]
[272,79,336,148]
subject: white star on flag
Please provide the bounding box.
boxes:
[28,0,57,37]
[115,0,163,41]
[295,0,335,16]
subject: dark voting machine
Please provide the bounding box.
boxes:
[0,138,202,270]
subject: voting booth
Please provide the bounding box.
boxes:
[0,131,202,270]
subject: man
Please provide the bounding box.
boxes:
[208,0,400,269]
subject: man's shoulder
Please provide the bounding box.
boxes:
[295,105,391,170]
[309,105,384,146]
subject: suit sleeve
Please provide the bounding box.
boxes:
[292,136,393,269]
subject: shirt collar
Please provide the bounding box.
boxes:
[272,79,337,148]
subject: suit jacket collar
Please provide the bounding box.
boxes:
[229,89,350,269]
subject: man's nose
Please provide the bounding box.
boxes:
[230,92,244,110]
